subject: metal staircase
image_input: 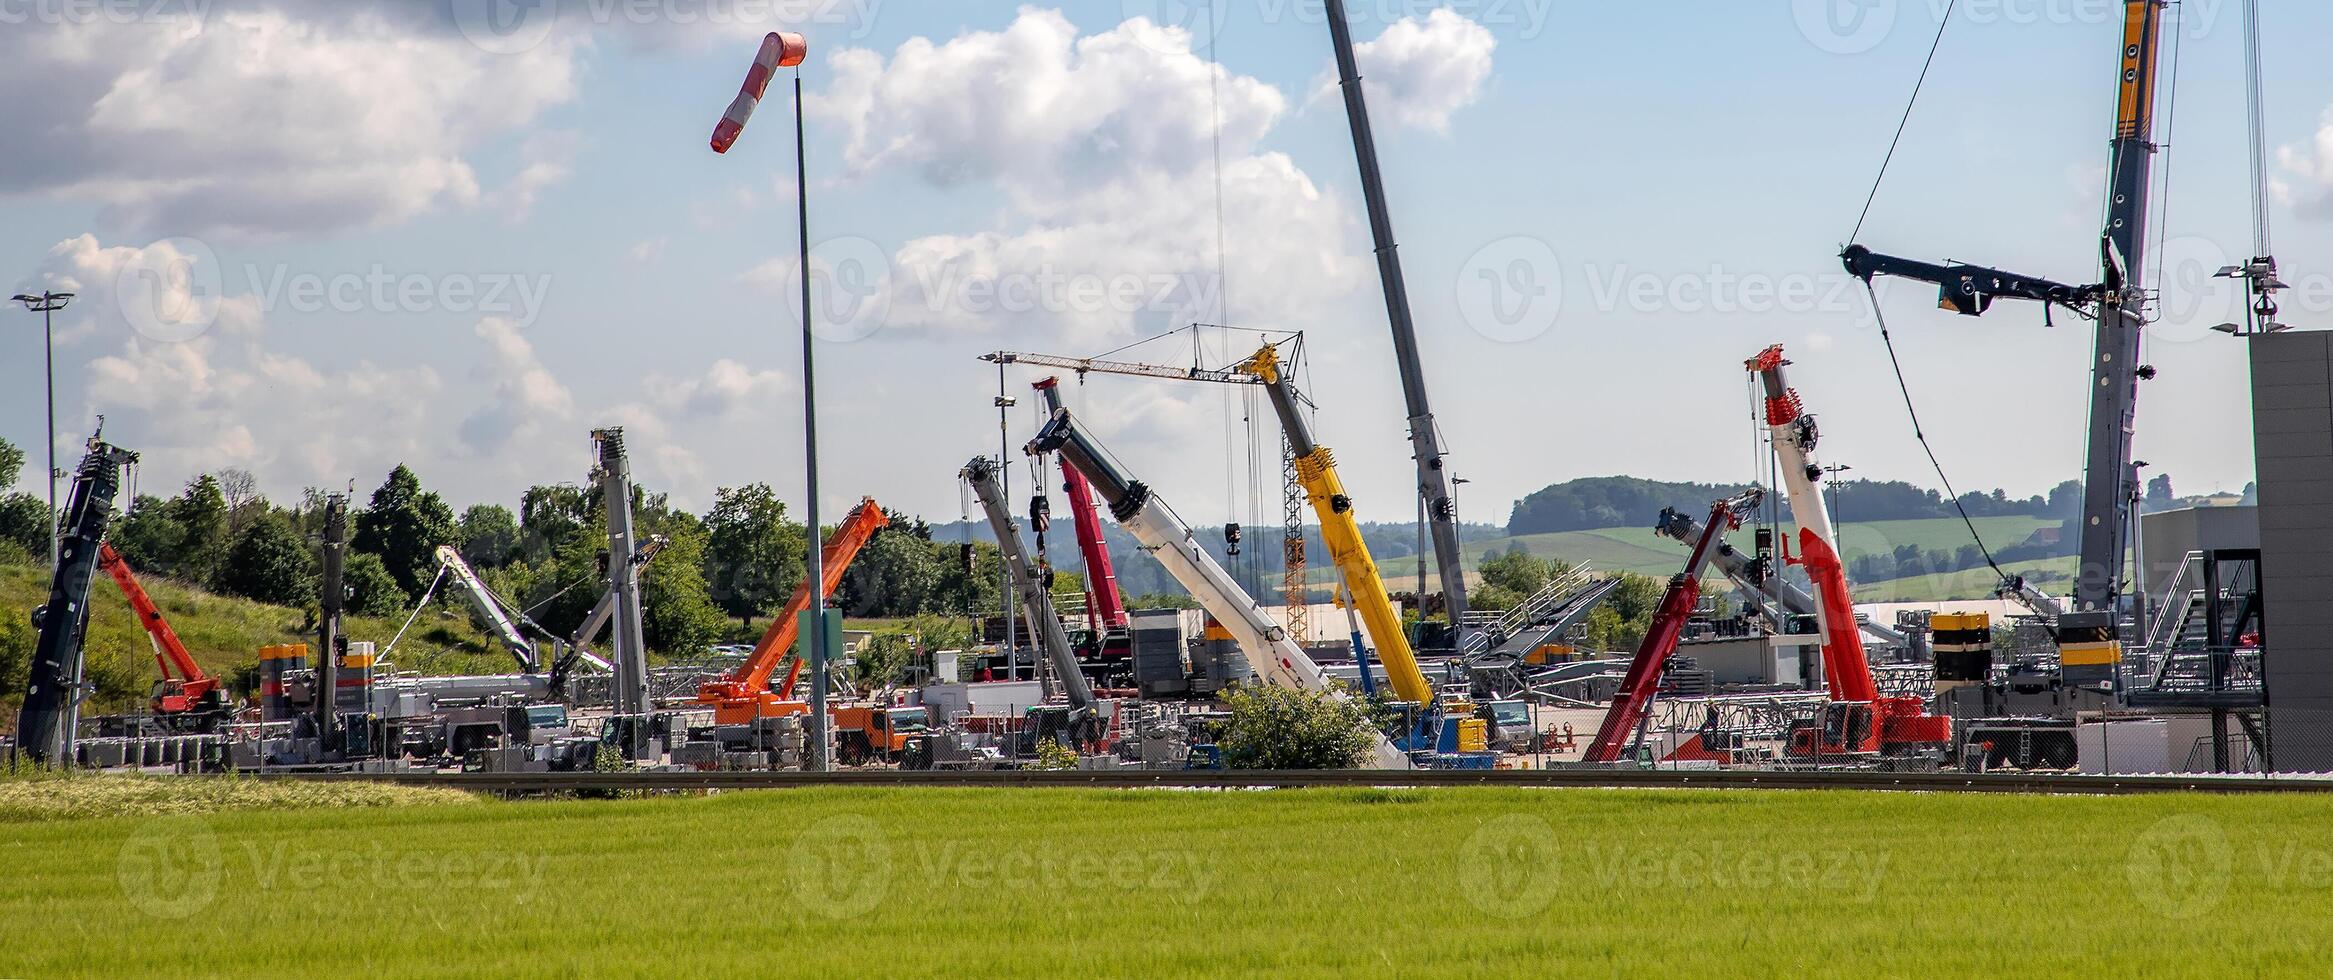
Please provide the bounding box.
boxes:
[1463,564,1617,656]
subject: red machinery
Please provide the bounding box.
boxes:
[98,543,232,731]
[1748,346,1950,758]
[1031,377,1128,634]
[695,497,888,724]
[1581,489,1763,763]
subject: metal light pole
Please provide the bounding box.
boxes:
[11,291,72,570]
[1822,463,1852,529]
[709,30,819,766]
[994,375,1019,681]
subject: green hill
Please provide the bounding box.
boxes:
[1,562,504,718]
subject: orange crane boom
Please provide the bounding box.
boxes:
[696,497,887,723]
[98,543,225,720]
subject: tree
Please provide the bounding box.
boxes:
[214,513,316,606]
[344,552,410,618]
[1218,683,1375,769]
[640,520,727,655]
[701,483,802,625]
[517,483,591,564]
[170,475,232,586]
[354,464,457,603]
[0,436,23,490]
[216,467,262,534]
[457,503,521,569]
[836,525,947,617]
[109,495,183,576]
[0,492,46,562]
[2146,473,2176,513]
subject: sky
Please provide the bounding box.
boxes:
[6,0,2333,534]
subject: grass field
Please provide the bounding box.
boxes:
[5,785,2330,977]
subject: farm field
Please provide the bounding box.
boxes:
[5,783,2330,978]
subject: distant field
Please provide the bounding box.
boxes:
[1852,556,2079,602]
[1462,516,2056,575]
[4,785,2328,977]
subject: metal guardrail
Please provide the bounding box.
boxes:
[253,767,2333,795]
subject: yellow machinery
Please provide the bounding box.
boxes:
[1235,343,1434,706]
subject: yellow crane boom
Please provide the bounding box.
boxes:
[1235,344,1433,705]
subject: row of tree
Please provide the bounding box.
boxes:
[1504,475,2096,537]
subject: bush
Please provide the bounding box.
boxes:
[1031,737,1078,770]
[1219,683,1375,770]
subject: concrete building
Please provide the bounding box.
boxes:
[2248,331,2333,771]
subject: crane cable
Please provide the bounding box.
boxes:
[1860,281,2009,584]
[1847,0,1959,244]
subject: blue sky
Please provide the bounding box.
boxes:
[5,0,2331,534]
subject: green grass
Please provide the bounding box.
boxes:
[0,772,478,822]
[4,786,2330,977]
[1852,556,2080,602]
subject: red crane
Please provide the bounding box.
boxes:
[1581,489,1762,763]
[1031,377,1128,632]
[98,543,231,731]
[695,497,888,723]
[1747,346,1949,758]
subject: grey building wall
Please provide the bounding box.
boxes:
[2138,505,2259,600]
[2250,331,2333,771]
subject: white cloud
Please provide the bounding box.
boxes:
[33,235,447,492]
[2278,107,2333,219]
[803,9,1362,344]
[0,3,583,240]
[814,10,1284,190]
[629,237,671,266]
[460,317,575,455]
[1317,10,1496,133]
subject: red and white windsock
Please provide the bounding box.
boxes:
[710,31,807,154]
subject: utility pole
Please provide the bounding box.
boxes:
[11,291,72,570]
[1322,0,1471,639]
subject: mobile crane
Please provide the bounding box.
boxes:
[1582,488,1764,763]
[694,497,887,724]
[1233,342,1434,707]
[963,455,1107,753]
[96,544,232,733]
[1031,377,1129,637]
[15,430,138,766]
[1029,407,1411,768]
[1320,0,1471,640]
[962,455,1095,707]
[437,544,549,674]
[1842,0,2171,689]
[1749,346,1950,759]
